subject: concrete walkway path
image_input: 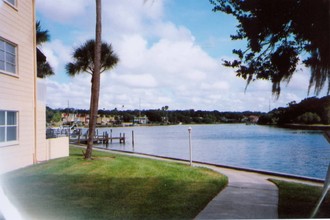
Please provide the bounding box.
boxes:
[195,166,278,219]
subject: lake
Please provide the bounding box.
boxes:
[92,124,330,180]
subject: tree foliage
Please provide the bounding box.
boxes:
[46,106,264,125]
[37,58,54,78]
[259,95,330,125]
[46,107,61,124]
[296,112,321,124]
[36,21,54,78]
[36,21,50,45]
[66,40,119,77]
[210,0,330,97]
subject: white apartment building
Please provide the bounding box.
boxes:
[0,0,67,174]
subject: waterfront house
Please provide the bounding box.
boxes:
[134,115,149,125]
[0,0,68,174]
[76,114,87,126]
[62,113,78,125]
[97,114,116,126]
[247,115,260,124]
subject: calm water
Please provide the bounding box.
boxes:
[93,124,330,179]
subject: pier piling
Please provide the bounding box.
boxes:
[72,129,126,145]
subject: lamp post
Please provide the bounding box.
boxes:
[188,127,192,166]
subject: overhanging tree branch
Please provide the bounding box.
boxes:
[211,0,330,97]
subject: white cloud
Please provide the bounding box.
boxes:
[153,22,194,41]
[36,0,92,24]
[115,34,148,69]
[39,40,71,73]
[46,76,91,109]
[109,73,158,88]
[38,0,326,112]
[101,0,165,40]
[285,66,310,92]
[201,81,230,91]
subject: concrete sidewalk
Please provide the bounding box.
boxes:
[195,166,278,219]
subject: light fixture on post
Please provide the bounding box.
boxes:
[188,127,192,166]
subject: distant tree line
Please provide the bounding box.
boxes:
[46,106,263,125]
[259,95,330,125]
[47,95,330,126]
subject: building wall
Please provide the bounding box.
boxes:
[36,79,47,161]
[46,137,69,160]
[0,0,42,174]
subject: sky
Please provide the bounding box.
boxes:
[36,0,327,112]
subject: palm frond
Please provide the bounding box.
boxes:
[66,39,119,76]
[37,61,54,78]
[36,21,50,45]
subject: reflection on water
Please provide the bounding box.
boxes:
[89,124,329,179]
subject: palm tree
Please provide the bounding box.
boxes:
[36,21,50,45]
[36,21,54,78]
[66,40,118,77]
[67,0,119,159]
[87,0,103,160]
[66,39,118,159]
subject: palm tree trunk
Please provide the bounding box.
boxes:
[85,0,102,159]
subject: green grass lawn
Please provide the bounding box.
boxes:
[271,179,330,218]
[1,147,227,220]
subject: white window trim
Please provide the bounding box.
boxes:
[3,0,17,10]
[0,110,19,147]
[0,38,18,77]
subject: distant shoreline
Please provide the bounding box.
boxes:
[280,123,330,130]
[92,122,330,130]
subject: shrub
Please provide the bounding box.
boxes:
[296,112,321,124]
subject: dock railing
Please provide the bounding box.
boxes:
[47,128,127,146]
[69,128,126,145]
[46,128,71,139]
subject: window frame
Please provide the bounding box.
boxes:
[0,38,17,76]
[3,0,17,8]
[0,110,19,147]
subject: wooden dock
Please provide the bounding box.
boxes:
[71,129,126,145]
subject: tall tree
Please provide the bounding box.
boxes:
[87,0,102,159]
[66,38,118,159]
[210,0,330,97]
[36,21,54,78]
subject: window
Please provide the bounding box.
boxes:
[0,39,17,75]
[4,0,16,7]
[0,111,18,146]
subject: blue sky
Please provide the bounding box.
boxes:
[35,0,325,112]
